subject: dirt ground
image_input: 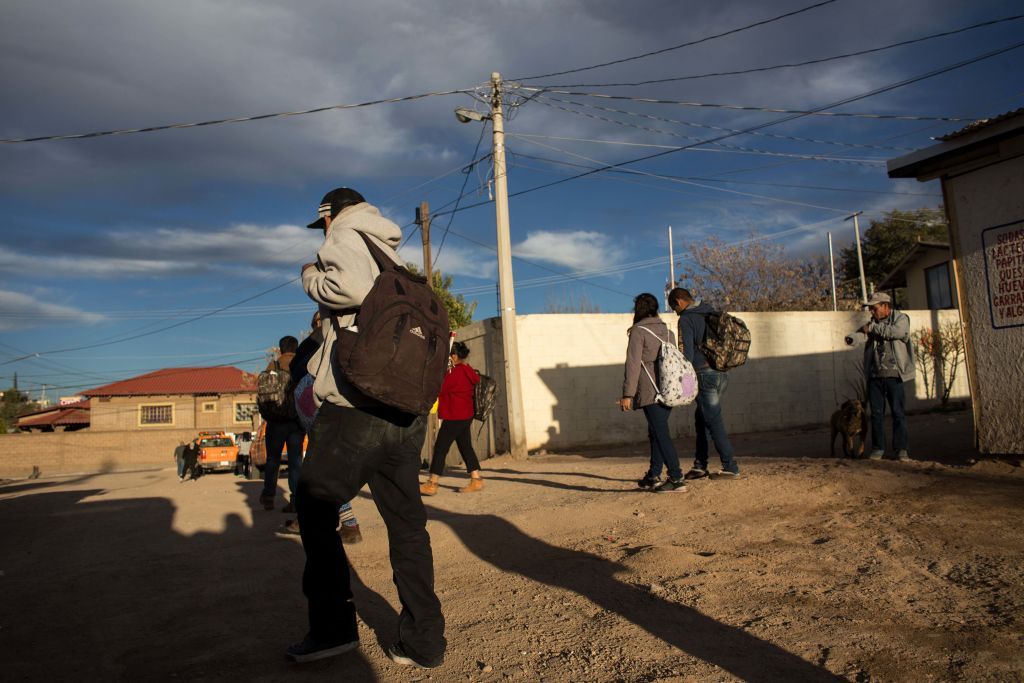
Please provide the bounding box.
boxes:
[2,408,1023,682]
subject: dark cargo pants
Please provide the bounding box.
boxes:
[295,401,445,663]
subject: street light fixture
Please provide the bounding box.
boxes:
[453,74,528,460]
[454,107,489,124]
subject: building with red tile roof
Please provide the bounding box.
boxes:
[17,400,91,433]
[81,366,259,432]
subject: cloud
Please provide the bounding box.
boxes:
[397,242,497,280]
[0,289,105,330]
[513,230,625,271]
[0,222,322,280]
[0,245,183,279]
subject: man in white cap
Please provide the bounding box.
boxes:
[859,292,914,461]
[286,187,446,669]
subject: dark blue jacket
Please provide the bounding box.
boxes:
[677,300,715,370]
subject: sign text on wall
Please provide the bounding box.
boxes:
[983,220,1024,329]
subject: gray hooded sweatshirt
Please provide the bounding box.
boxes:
[862,309,915,382]
[302,202,405,409]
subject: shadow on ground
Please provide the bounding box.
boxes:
[426,504,843,682]
[0,475,383,681]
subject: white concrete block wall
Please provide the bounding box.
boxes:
[508,310,969,451]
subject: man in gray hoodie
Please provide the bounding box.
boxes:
[287,187,446,668]
[859,292,915,461]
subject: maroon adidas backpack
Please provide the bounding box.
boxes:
[332,232,450,415]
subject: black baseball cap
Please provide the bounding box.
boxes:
[306,187,366,229]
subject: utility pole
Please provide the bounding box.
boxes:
[668,225,675,288]
[827,231,838,311]
[846,211,868,304]
[416,201,438,469]
[416,201,432,281]
[489,71,528,459]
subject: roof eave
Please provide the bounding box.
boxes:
[887,114,1024,181]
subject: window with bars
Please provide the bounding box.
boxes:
[925,262,954,309]
[139,404,174,425]
[234,402,258,423]
[201,401,218,413]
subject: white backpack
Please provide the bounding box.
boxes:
[638,326,699,407]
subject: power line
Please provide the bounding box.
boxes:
[441,227,636,299]
[434,121,490,265]
[507,131,888,166]
[535,95,916,152]
[0,87,475,144]
[514,87,974,121]
[451,39,1024,211]
[510,0,839,81]
[509,134,856,214]
[0,277,301,365]
[527,14,1024,87]
[508,151,941,198]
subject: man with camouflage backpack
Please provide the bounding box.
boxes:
[669,287,741,480]
[258,335,305,511]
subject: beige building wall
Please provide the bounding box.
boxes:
[89,393,257,433]
[944,155,1024,454]
[905,249,955,310]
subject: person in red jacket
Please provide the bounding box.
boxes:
[420,341,483,495]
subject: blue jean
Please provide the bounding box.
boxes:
[868,377,908,452]
[262,419,305,499]
[643,403,682,480]
[693,369,738,473]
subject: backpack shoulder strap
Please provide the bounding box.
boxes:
[636,325,668,345]
[354,231,403,275]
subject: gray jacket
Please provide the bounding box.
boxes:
[302,202,405,409]
[623,316,675,408]
[862,310,915,382]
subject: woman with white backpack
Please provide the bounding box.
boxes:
[619,292,689,493]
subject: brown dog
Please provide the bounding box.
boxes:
[830,399,867,458]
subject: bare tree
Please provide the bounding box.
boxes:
[910,321,965,408]
[544,289,602,313]
[680,233,839,311]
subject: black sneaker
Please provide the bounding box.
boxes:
[286,635,359,663]
[259,494,275,511]
[636,474,660,489]
[683,468,708,480]
[387,641,443,669]
[653,478,688,493]
[282,500,296,513]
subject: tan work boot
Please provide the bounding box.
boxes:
[459,477,484,493]
[419,480,439,496]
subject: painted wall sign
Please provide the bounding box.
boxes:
[982,219,1024,329]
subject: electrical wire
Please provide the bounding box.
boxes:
[0,277,301,365]
[509,150,940,197]
[434,121,490,266]
[440,39,1024,213]
[535,95,916,152]
[0,87,476,144]
[509,134,856,214]
[514,87,974,121]
[526,14,1024,88]
[507,131,888,166]
[510,0,839,81]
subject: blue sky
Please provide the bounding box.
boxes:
[1,0,1022,399]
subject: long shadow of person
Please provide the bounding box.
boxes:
[0,484,380,682]
[427,506,842,682]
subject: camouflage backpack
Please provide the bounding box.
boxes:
[256,360,296,421]
[701,311,751,371]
